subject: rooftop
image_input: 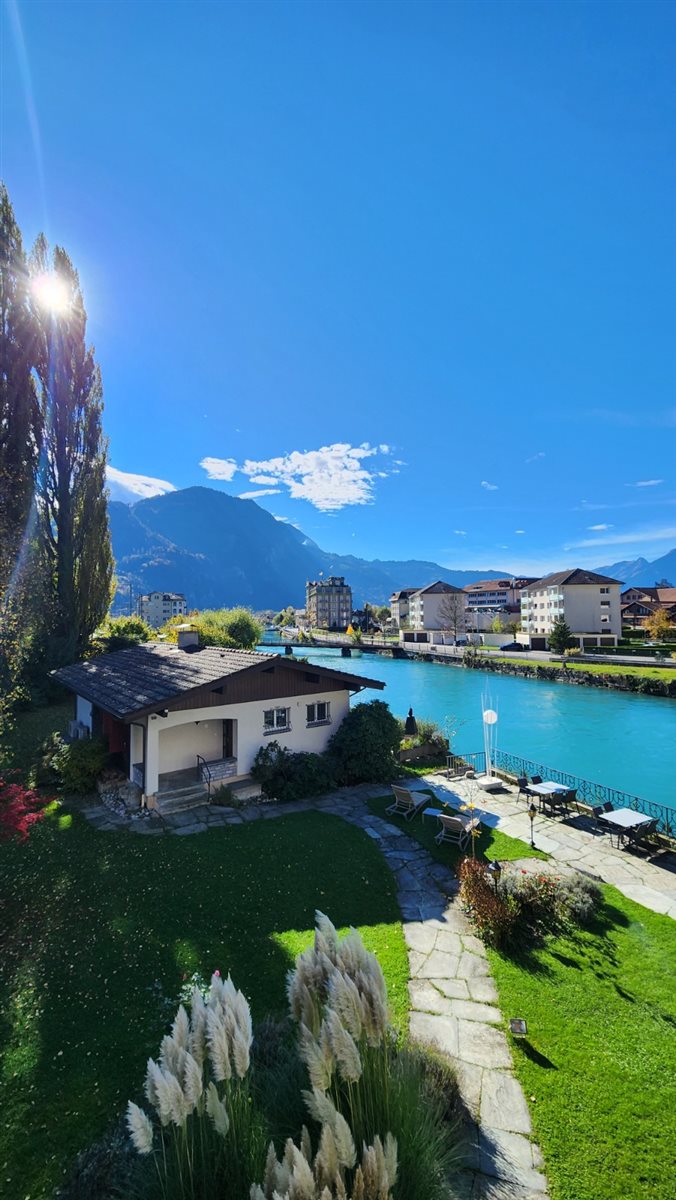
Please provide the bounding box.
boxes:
[525,568,622,590]
[53,644,383,721]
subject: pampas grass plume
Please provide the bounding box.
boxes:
[126,1101,154,1155]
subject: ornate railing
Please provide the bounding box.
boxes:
[448,750,674,835]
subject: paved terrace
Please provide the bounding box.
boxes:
[416,771,676,921]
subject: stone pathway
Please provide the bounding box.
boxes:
[419,773,676,921]
[72,785,548,1197]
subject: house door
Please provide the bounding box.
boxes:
[223,719,235,759]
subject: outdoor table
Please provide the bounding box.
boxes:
[422,807,444,824]
[528,782,569,816]
[599,808,652,848]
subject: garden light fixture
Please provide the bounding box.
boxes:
[509,1018,528,1037]
[487,859,502,894]
[528,802,537,847]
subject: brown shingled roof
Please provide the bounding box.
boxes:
[52,644,384,720]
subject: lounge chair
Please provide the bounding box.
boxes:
[386,785,428,821]
[435,812,480,850]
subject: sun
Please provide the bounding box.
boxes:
[31,272,71,315]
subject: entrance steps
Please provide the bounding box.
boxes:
[155,783,209,815]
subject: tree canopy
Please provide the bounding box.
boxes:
[161,608,263,650]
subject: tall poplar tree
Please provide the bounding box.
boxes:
[0,185,40,595]
[31,237,113,666]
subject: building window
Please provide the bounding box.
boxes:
[600,587,610,594]
[600,600,610,607]
[307,701,331,726]
[263,707,290,734]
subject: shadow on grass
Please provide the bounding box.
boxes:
[513,1038,558,1070]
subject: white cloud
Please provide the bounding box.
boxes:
[106,466,176,503]
[587,523,613,531]
[237,488,282,499]
[525,451,545,464]
[200,456,238,481]
[625,479,664,488]
[481,480,498,491]
[565,525,676,550]
[453,529,467,536]
[240,442,391,511]
[249,474,280,486]
[514,529,525,534]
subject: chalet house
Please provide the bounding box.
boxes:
[53,629,384,809]
[620,586,676,629]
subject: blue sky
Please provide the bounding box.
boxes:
[3,0,675,574]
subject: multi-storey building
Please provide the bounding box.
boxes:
[620,586,676,629]
[463,577,537,632]
[389,588,418,627]
[305,576,352,630]
[136,591,187,628]
[520,569,622,649]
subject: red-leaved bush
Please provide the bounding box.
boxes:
[458,857,517,947]
[0,773,51,841]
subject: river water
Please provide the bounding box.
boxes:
[266,646,676,812]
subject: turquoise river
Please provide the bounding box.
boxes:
[265,646,676,813]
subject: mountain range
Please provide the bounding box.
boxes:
[108,487,509,611]
[108,486,675,612]
[595,551,676,588]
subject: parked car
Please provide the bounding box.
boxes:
[500,641,528,651]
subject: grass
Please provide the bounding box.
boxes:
[481,655,676,682]
[0,796,408,1198]
[365,791,544,869]
[0,698,72,776]
[488,887,676,1200]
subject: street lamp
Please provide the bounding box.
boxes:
[528,802,537,848]
[487,860,502,895]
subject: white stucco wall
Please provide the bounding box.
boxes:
[141,690,350,796]
[158,719,223,775]
[76,695,93,730]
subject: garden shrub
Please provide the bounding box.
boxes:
[458,858,517,948]
[49,736,109,794]
[328,700,401,785]
[0,773,52,841]
[461,860,601,948]
[251,741,336,802]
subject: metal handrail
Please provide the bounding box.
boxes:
[448,750,674,835]
[196,754,212,798]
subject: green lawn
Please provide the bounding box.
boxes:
[365,792,543,868]
[481,655,676,682]
[488,889,676,1200]
[0,806,408,1199]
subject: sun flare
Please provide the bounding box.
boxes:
[31,272,71,315]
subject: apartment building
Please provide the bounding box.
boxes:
[401,580,467,637]
[305,576,352,630]
[389,588,418,626]
[464,577,537,632]
[136,591,187,628]
[520,569,622,648]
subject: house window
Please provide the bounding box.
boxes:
[307,701,331,726]
[600,587,610,594]
[263,707,290,734]
[600,600,610,607]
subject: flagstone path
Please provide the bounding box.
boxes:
[76,785,549,1198]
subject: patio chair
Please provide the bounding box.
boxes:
[386,785,428,822]
[623,818,659,855]
[516,776,529,799]
[530,775,543,786]
[435,812,480,850]
[592,805,613,833]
